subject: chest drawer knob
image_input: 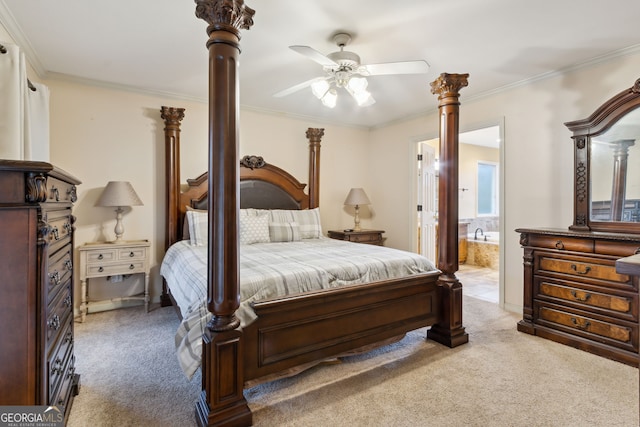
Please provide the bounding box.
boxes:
[98,266,104,272]
[555,240,565,250]
[48,315,60,331]
[129,264,135,270]
[570,317,591,330]
[570,290,591,302]
[570,264,591,275]
[129,251,135,257]
[98,253,104,260]
[49,271,60,286]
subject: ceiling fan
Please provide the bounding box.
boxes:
[274,32,430,108]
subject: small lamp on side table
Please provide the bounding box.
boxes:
[96,181,143,242]
[344,187,370,232]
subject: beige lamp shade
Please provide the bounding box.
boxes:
[96,181,143,241]
[344,188,371,206]
[344,188,370,231]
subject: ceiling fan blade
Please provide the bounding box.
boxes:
[361,60,430,76]
[273,77,328,98]
[290,45,338,67]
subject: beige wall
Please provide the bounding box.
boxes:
[5,20,640,315]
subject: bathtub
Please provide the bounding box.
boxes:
[466,232,499,269]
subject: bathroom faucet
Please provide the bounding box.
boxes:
[474,227,484,240]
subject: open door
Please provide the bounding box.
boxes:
[418,141,437,262]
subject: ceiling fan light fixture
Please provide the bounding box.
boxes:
[347,76,368,93]
[354,90,375,106]
[311,79,330,99]
[321,89,337,108]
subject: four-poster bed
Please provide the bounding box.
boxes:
[160,1,469,426]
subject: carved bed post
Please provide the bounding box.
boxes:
[160,106,185,307]
[427,73,469,347]
[306,128,324,208]
[194,1,255,426]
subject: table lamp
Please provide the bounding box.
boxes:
[96,181,143,241]
[344,188,370,231]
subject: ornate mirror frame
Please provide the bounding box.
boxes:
[566,78,640,234]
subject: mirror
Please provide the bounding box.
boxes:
[566,78,640,233]
[590,107,640,222]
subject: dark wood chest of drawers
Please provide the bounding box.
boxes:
[516,228,640,366]
[0,160,81,421]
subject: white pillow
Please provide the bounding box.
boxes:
[186,209,208,246]
[239,212,270,245]
[291,208,322,239]
[269,208,322,239]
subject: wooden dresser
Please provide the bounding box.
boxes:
[516,228,640,366]
[0,160,81,420]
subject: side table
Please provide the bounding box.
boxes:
[78,239,150,322]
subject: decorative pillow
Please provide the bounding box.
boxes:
[186,209,208,246]
[239,212,270,245]
[268,208,322,239]
[269,221,301,242]
[291,207,322,239]
[183,206,207,241]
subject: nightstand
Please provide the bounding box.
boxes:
[327,229,385,246]
[78,240,150,322]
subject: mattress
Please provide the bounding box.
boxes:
[160,237,437,378]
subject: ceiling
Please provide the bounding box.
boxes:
[1,0,640,130]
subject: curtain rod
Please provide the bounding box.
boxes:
[0,43,37,91]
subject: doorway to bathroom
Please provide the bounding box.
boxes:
[415,122,503,305]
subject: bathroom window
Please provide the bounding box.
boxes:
[477,161,498,216]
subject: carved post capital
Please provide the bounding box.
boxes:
[195,0,255,38]
[160,106,185,129]
[430,73,469,100]
[306,127,325,144]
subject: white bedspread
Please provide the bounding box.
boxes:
[160,237,437,378]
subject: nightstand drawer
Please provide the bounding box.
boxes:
[86,248,117,263]
[86,260,146,277]
[118,246,146,260]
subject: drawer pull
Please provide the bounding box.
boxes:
[570,290,591,302]
[65,331,73,343]
[64,295,72,307]
[570,264,591,275]
[52,227,60,240]
[129,264,135,270]
[64,259,73,270]
[129,251,135,257]
[48,315,60,331]
[51,187,60,201]
[52,357,63,374]
[49,271,60,286]
[98,266,104,272]
[98,253,104,260]
[570,317,591,330]
[64,222,72,233]
[555,240,564,250]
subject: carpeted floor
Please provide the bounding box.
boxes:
[68,295,639,427]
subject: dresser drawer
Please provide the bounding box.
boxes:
[536,253,630,285]
[51,354,76,410]
[47,176,77,204]
[47,247,73,306]
[535,302,637,353]
[535,278,637,321]
[47,316,74,402]
[594,240,640,257]
[45,284,72,352]
[45,208,73,254]
[527,234,594,253]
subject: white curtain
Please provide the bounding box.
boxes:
[0,41,50,161]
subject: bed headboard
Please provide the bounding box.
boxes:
[160,106,324,247]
